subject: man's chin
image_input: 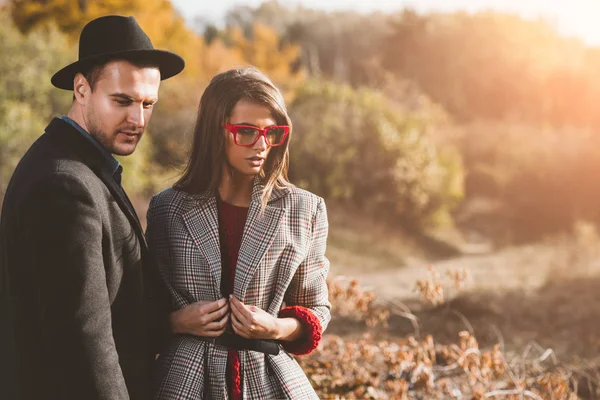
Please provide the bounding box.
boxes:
[112,145,138,156]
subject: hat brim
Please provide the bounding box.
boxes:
[51,49,185,90]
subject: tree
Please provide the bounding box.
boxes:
[10,0,141,35]
[9,0,209,78]
[225,1,393,87]
[225,23,304,91]
[382,10,590,125]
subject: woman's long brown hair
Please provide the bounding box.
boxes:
[174,67,293,208]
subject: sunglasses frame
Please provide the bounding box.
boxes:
[224,123,290,147]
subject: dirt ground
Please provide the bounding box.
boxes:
[325,212,600,373]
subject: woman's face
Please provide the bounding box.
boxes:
[224,98,276,178]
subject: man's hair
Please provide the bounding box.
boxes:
[82,64,106,91]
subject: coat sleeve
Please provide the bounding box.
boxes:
[279,197,331,355]
[31,172,129,399]
[143,207,174,356]
[145,194,189,310]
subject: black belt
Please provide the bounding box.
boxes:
[194,331,280,355]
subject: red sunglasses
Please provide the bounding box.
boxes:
[224,123,289,147]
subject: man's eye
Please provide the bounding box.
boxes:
[143,103,154,109]
[116,100,131,106]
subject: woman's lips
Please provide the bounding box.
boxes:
[246,157,264,167]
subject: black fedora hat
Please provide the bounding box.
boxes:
[51,15,185,90]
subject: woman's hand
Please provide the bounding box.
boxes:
[230,296,279,339]
[230,296,304,341]
[170,297,229,337]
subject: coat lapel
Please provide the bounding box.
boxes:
[182,195,222,300]
[177,181,291,301]
[97,168,148,250]
[233,182,287,300]
[44,118,148,251]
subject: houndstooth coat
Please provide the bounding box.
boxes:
[146,180,331,399]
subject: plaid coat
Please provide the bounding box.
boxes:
[146,181,331,399]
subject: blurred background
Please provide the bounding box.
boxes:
[2,0,600,397]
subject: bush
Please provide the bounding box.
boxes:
[289,80,463,229]
[0,9,72,194]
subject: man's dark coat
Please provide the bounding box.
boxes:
[0,118,169,399]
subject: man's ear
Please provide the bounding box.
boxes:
[73,73,89,103]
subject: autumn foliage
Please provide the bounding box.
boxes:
[312,279,581,399]
[2,1,600,398]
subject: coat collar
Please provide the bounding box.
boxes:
[181,178,289,300]
[44,118,147,251]
[60,116,121,176]
[190,178,291,205]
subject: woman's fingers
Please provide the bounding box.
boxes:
[208,312,228,329]
[196,314,229,337]
[193,298,228,326]
[205,300,229,322]
[199,297,227,315]
[207,314,230,332]
[231,312,249,338]
[188,297,276,339]
[230,296,251,325]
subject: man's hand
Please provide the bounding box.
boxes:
[170,298,229,337]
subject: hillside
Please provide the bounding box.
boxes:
[322,206,600,398]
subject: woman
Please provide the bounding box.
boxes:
[146,67,331,399]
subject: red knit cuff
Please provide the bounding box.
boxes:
[278,306,322,355]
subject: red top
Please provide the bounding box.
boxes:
[217,199,247,400]
[217,197,323,399]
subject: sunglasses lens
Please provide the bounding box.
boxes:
[236,127,259,145]
[266,127,286,145]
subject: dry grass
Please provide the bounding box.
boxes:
[317,220,600,398]
[302,278,591,399]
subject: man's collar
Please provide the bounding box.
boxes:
[60,116,121,177]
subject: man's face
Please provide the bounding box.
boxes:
[82,60,160,156]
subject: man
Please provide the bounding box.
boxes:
[0,15,184,399]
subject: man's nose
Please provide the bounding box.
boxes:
[127,104,145,128]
